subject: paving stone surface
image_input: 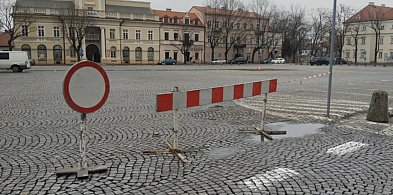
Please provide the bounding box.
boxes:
[0,64,392,194]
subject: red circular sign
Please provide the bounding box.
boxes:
[63,61,110,113]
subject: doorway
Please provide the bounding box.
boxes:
[86,44,100,62]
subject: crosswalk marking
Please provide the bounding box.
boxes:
[326,141,369,155]
[242,168,300,190]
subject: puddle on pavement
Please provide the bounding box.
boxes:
[248,122,326,142]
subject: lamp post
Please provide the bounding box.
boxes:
[327,0,337,117]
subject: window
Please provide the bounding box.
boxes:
[195,20,199,25]
[38,26,45,37]
[88,7,93,11]
[135,47,142,61]
[184,33,190,42]
[208,21,212,28]
[148,30,153,40]
[361,51,366,58]
[136,30,141,40]
[174,17,178,24]
[147,47,154,61]
[346,51,350,58]
[69,27,75,38]
[164,17,169,23]
[37,44,47,61]
[195,52,199,60]
[391,37,393,44]
[53,45,62,63]
[379,37,384,44]
[346,37,351,45]
[361,37,366,44]
[110,29,115,39]
[164,32,169,40]
[174,33,178,41]
[165,52,170,59]
[215,21,219,28]
[378,52,383,58]
[173,52,177,60]
[381,25,385,30]
[110,47,116,58]
[185,18,190,25]
[0,53,9,60]
[362,26,366,31]
[22,25,28,36]
[195,34,199,42]
[123,29,128,39]
[53,26,60,37]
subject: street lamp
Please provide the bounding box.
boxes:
[327,0,337,117]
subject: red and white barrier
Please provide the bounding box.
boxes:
[157,79,278,112]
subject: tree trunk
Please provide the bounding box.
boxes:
[251,48,258,64]
[211,47,215,62]
[374,36,378,63]
[8,39,13,51]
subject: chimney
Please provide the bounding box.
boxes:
[166,8,172,11]
[381,4,386,7]
[369,2,374,5]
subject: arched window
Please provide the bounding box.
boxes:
[147,47,154,61]
[53,45,62,63]
[110,46,116,58]
[135,47,142,61]
[21,44,31,58]
[69,46,76,58]
[123,46,130,63]
[37,45,47,61]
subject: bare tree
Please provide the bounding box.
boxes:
[59,5,93,62]
[248,0,271,63]
[335,5,355,58]
[347,14,362,64]
[1,0,35,51]
[366,6,385,63]
[309,9,329,57]
[219,0,247,61]
[281,5,309,63]
[171,26,195,64]
[204,0,224,61]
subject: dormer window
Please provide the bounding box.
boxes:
[173,17,178,24]
[195,20,199,25]
[185,17,190,25]
[163,17,169,24]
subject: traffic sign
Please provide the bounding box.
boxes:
[63,60,110,113]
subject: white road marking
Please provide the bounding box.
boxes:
[243,168,300,190]
[326,141,369,155]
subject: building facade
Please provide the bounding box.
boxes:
[343,2,393,63]
[154,9,205,64]
[14,0,161,65]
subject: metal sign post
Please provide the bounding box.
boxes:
[57,61,110,179]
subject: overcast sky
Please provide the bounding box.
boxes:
[140,0,393,13]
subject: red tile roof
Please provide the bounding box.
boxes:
[191,6,264,19]
[0,32,11,47]
[153,9,200,22]
[346,5,393,23]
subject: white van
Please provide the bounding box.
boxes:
[0,51,31,72]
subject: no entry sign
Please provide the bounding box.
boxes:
[63,61,110,113]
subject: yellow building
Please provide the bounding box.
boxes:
[14,0,161,65]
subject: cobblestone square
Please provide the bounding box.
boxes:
[0,64,392,194]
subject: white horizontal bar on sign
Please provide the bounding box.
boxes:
[326,141,369,155]
[242,168,300,190]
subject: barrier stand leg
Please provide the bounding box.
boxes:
[238,93,286,141]
[56,113,108,179]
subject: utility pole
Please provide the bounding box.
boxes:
[327,0,337,117]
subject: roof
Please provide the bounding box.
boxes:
[153,10,199,21]
[16,0,74,9]
[106,5,153,15]
[346,4,393,23]
[0,32,11,47]
[191,6,263,19]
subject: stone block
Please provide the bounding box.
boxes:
[367,90,389,123]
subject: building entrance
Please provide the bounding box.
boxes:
[86,44,100,62]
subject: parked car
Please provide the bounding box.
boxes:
[0,51,31,72]
[310,57,329,65]
[260,59,270,64]
[334,57,347,64]
[159,59,177,65]
[230,57,247,64]
[211,59,226,64]
[271,58,285,64]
